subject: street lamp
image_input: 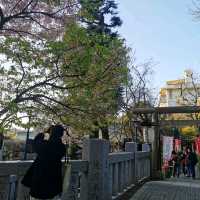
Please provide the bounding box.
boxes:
[24,115,31,160]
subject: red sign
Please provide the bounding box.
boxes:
[174,139,181,152]
[195,137,200,155]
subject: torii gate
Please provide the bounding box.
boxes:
[131,106,200,179]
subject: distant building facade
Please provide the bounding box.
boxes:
[159,70,200,107]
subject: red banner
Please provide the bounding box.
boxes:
[195,137,200,155]
[174,139,181,152]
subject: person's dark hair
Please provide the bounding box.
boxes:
[50,125,64,141]
[171,150,176,155]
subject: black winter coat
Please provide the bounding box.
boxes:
[188,152,198,166]
[21,133,66,199]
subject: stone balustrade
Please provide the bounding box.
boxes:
[135,152,151,182]
[109,152,135,198]
[108,142,151,200]
[0,160,88,200]
[0,139,151,200]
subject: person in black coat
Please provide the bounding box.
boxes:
[22,125,66,199]
[187,147,198,179]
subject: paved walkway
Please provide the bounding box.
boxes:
[130,177,200,200]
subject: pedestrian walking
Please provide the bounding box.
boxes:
[171,150,181,178]
[187,147,198,179]
[180,148,187,176]
[22,125,66,200]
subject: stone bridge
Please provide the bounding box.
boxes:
[1,138,199,200]
[0,139,151,200]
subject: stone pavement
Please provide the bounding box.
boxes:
[130,177,200,200]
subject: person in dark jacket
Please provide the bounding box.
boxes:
[171,150,181,177]
[187,147,198,179]
[180,148,187,176]
[22,125,66,199]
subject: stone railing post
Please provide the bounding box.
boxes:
[8,175,18,200]
[125,142,137,184]
[142,144,151,178]
[82,139,110,200]
[62,164,79,200]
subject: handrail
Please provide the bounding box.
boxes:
[0,160,88,177]
[109,152,134,164]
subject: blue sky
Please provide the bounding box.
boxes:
[116,0,200,90]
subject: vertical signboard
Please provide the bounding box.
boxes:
[163,136,174,161]
[195,136,200,155]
